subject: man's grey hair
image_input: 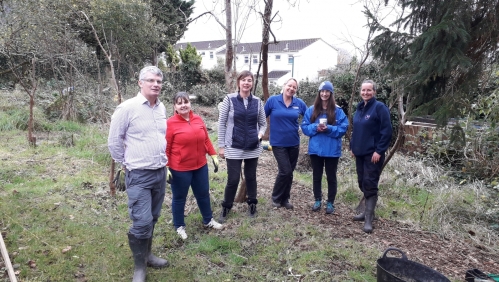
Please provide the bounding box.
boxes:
[139,66,163,80]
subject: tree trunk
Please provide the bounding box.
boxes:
[28,92,36,147]
[224,0,235,93]
[27,58,37,147]
[261,0,272,140]
[261,0,272,102]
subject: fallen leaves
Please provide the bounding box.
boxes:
[27,260,36,268]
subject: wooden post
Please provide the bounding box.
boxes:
[0,232,18,282]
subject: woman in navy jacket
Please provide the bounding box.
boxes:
[350,80,392,233]
[301,81,348,214]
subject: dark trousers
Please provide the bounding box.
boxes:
[355,153,385,198]
[125,167,166,239]
[310,154,339,203]
[271,146,299,204]
[222,158,259,208]
[170,164,213,228]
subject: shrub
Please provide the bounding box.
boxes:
[416,121,499,180]
[0,107,52,131]
[190,83,226,106]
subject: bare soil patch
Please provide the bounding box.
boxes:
[251,150,499,280]
[197,105,499,280]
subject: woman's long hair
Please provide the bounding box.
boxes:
[310,90,336,125]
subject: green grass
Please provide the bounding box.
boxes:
[0,124,497,282]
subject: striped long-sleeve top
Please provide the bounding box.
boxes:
[217,92,267,160]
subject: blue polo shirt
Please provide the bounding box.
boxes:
[264,94,308,147]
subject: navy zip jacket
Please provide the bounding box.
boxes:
[350,97,392,156]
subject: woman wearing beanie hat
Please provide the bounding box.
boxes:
[264,78,308,209]
[301,81,348,214]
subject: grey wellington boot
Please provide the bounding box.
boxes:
[353,212,365,221]
[128,233,148,282]
[147,235,168,268]
[363,195,378,233]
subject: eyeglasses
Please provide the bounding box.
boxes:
[142,79,163,85]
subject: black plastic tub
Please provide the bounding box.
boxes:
[377,248,451,282]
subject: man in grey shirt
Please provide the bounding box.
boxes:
[108,66,169,282]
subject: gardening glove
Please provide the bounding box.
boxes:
[211,155,219,173]
[261,140,272,151]
[166,167,173,184]
[113,168,126,191]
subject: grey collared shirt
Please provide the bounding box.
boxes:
[108,92,167,170]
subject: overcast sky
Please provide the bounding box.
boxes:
[180,0,398,55]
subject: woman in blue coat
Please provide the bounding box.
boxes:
[301,81,348,214]
[264,78,307,209]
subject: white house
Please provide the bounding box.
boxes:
[176,40,226,70]
[176,38,338,85]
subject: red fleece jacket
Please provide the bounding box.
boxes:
[166,111,216,171]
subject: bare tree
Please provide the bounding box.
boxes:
[7,57,38,146]
[81,12,121,104]
[1,0,80,146]
[80,11,124,196]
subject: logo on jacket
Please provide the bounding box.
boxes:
[365,115,371,120]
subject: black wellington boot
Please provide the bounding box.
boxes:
[147,231,168,268]
[128,233,148,282]
[219,206,231,223]
[363,195,378,233]
[247,199,258,218]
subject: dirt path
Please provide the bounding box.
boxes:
[252,150,499,280]
[201,106,499,280]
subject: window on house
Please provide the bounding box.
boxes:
[244,56,249,64]
[210,52,214,59]
[275,55,281,61]
[199,52,205,56]
[252,55,258,64]
[288,55,294,64]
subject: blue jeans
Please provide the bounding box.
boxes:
[271,146,299,204]
[222,158,259,208]
[170,164,213,228]
[310,154,339,203]
[125,167,166,239]
[355,153,385,198]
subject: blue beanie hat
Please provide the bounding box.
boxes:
[318,81,334,93]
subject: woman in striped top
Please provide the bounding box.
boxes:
[217,70,267,222]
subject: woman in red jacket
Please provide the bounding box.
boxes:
[166,92,223,240]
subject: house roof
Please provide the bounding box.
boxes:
[268,70,290,79]
[216,38,324,54]
[175,40,226,50]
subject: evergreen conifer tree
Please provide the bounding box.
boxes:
[367,0,499,124]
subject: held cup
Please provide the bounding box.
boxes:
[319,118,327,126]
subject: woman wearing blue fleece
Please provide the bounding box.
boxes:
[350,80,392,233]
[264,78,308,209]
[301,81,348,214]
